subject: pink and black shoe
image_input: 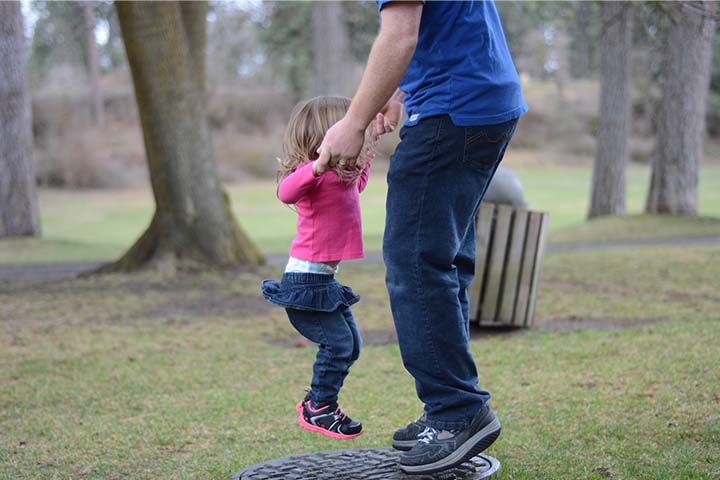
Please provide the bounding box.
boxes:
[296,393,363,440]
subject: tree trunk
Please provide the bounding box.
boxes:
[646,1,717,215]
[588,2,633,219]
[83,2,104,127]
[568,2,596,79]
[0,1,41,238]
[109,1,262,272]
[312,1,351,96]
[179,1,207,95]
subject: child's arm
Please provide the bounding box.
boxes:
[357,155,373,194]
[278,162,322,204]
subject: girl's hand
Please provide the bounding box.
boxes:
[372,91,404,142]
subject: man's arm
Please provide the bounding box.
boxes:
[316,1,422,167]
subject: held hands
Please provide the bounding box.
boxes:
[313,143,376,178]
[315,116,366,176]
[312,156,329,177]
[314,91,403,177]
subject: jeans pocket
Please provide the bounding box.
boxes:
[462,119,518,173]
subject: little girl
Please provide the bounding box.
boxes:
[261,96,374,440]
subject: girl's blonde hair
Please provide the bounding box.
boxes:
[278,96,366,183]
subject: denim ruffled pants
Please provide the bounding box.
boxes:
[261,272,362,406]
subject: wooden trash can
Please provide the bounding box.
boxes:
[468,203,550,328]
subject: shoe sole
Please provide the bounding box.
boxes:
[392,439,417,451]
[399,417,501,475]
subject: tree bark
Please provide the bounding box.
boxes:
[179,1,207,95]
[646,1,717,215]
[83,2,104,127]
[588,2,633,219]
[568,2,596,79]
[312,1,351,96]
[109,1,262,272]
[0,1,41,238]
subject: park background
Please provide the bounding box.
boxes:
[1,1,719,479]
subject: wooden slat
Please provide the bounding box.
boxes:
[513,212,541,325]
[524,213,550,326]
[479,204,512,324]
[468,203,495,322]
[497,209,529,325]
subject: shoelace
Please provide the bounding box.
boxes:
[417,426,438,444]
[333,407,348,423]
[301,388,348,424]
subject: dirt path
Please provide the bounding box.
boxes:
[1,235,718,283]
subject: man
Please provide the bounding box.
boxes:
[317,1,527,474]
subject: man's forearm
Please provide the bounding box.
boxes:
[345,9,420,131]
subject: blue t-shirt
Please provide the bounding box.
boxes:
[377,0,527,126]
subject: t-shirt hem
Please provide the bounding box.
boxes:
[404,103,528,127]
[289,252,365,262]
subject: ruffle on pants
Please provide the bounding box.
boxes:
[261,273,360,312]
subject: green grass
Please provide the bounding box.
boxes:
[549,214,720,244]
[1,245,719,479]
[2,164,719,265]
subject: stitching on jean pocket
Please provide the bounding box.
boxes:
[465,129,509,147]
[462,122,516,172]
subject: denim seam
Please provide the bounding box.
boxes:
[312,312,334,405]
[412,116,446,379]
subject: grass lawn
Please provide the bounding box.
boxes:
[1,241,719,479]
[1,163,719,265]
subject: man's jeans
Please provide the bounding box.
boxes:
[383,115,518,430]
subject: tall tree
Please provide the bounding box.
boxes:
[83,2,103,126]
[588,2,633,218]
[109,1,262,272]
[258,1,376,99]
[646,1,717,215]
[567,2,600,79]
[0,1,41,238]
[312,1,351,96]
[258,2,313,98]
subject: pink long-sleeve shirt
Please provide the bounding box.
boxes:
[278,159,371,262]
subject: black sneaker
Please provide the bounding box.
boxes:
[297,397,363,440]
[399,404,501,475]
[392,413,427,451]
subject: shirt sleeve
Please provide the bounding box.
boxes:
[377,0,424,12]
[278,162,321,204]
[357,157,373,194]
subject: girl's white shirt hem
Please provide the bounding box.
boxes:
[285,256,338,275]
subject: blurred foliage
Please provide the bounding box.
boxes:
[206,2,265,84]
[29,1,123,85]
[29,1,86,83]
[19,0,720,191]
[257,1,314,99]
[343,1,379,62]
[496,0,576,78]
[257,1,377,98]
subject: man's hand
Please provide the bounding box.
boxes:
[316,116,366,170]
